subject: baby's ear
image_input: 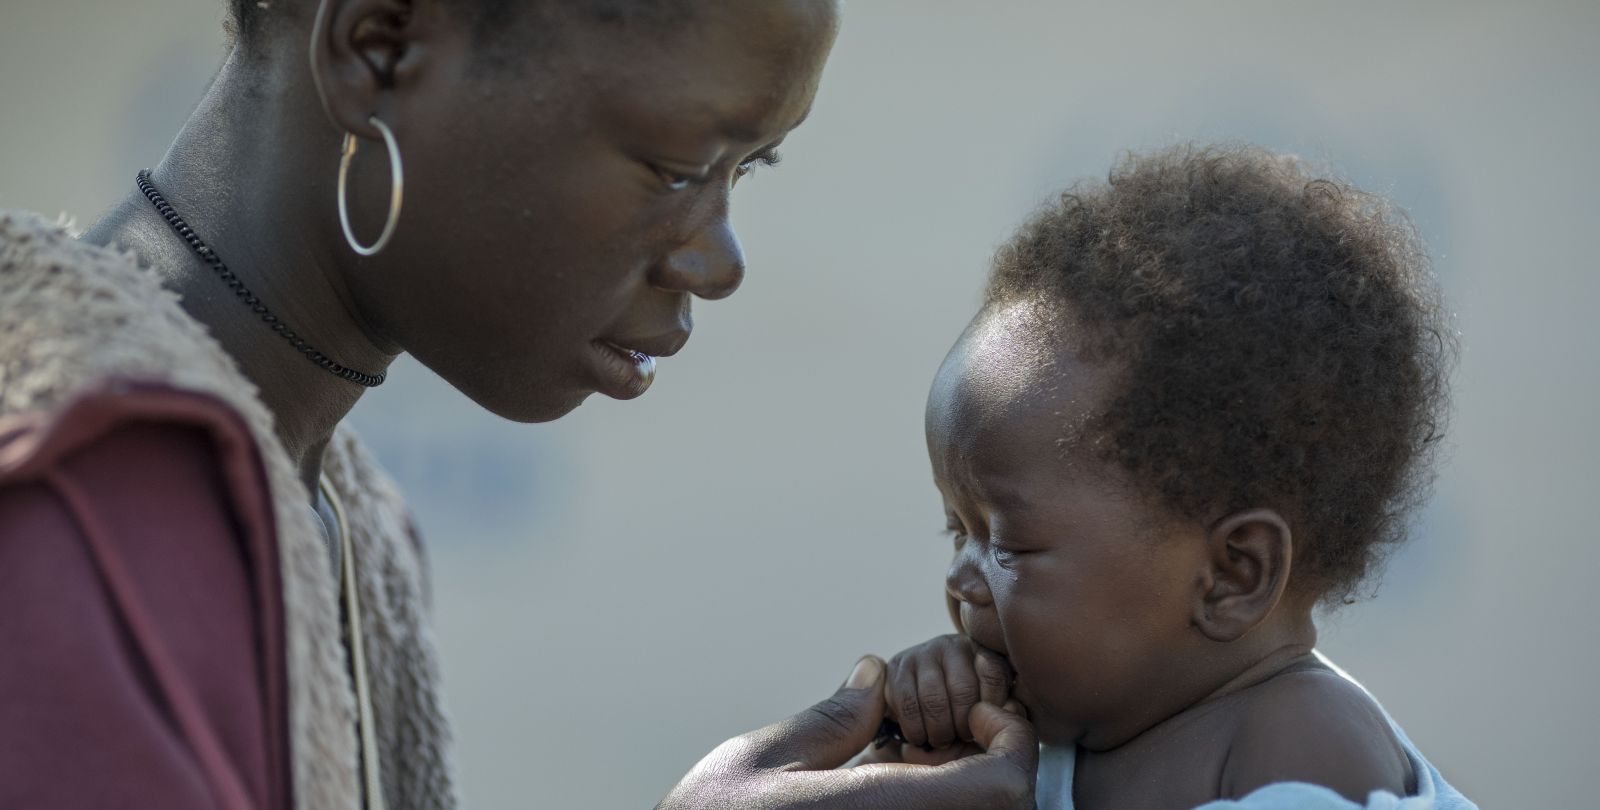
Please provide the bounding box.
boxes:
[1192,508,1293,642]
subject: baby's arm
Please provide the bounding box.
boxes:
[881,634,1017,752]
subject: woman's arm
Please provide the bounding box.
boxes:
[0,386,290,810]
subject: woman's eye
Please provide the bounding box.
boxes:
[946,529,967,550]
[654,166,697,192]
[734,148,783,181]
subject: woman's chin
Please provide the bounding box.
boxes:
[447,376,594,424]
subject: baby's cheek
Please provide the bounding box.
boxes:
[1005,636,1091,746]
[1001,596,1123,718]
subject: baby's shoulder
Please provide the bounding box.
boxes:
[1220,666,1415,803]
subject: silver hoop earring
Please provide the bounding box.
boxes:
[338,115,404,257]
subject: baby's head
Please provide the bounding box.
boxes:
[928,144,1453,748]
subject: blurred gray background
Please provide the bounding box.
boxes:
[4,1,1596,806]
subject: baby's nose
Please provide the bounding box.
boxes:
[946,549,992,607]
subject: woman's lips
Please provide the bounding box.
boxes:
[587,329,689,401]
[589,340,658,400]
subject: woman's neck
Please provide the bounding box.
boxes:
[82,49,397,496]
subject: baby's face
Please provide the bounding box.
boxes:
[926,302,1212,749]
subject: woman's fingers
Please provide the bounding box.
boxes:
[972,702,1035,758]
[745,655,889,771]
[846,735,904,767]
[658,658,1039,810]
[898,740,982,767]
[825,706,1038,809]
[948,701,1040,799]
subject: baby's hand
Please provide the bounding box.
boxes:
[884,634,1015,751]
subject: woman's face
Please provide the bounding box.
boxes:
[345,2,839,421]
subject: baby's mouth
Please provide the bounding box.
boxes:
[968,635,1009,661]
[959,618,1024,704]
[959,606,1010,662]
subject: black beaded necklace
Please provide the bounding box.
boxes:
[136,170,386,387]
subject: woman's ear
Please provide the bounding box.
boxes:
[1192,508,1293,642]
[309,0,420,137]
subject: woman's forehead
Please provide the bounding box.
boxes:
[578,4,833,94]
[572,2,834,144]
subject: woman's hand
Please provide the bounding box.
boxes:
[656,656,1037,810]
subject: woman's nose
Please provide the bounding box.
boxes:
[651,218,746,301]
[946,543,993,607]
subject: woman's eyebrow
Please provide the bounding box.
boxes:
[719,104,813,143]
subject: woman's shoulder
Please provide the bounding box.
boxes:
[0,380,286,667]
[1,209,276,431]
[0,209,161,315]
[0,379,278,522]
[0,380,292,810]
[2,208,129,267]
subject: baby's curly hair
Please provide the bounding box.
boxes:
[990,144,1455,604]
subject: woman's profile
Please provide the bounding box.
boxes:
[0,1,1037,808]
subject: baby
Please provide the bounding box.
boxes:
[868,145,1474,809]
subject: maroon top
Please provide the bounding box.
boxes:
[0,382,290,810]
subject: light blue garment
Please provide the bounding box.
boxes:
[1035,743,1077,809]
[1034,655,1475,809]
